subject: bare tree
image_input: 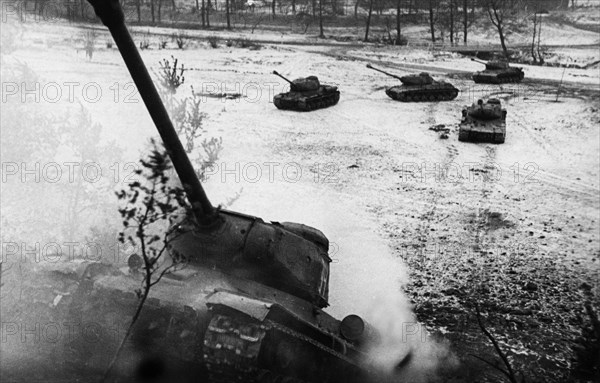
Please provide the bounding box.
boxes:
[226,0,231,28]
[463,0,468,43]
[319,0,324,37]
[364,0,374,41]
[396,0,402,44]
[449,0,455,44]
[429,0,436,42]
[207,0,211,27]
[136,0,141,22]
[101,144,189,383]
[150,0,156,23]
[485,0,521,58]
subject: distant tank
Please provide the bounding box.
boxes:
[459,98,507,144]
[366,64,459,102]
[471,58,524,84]
[61,1,397,382]
[272,71,340,111]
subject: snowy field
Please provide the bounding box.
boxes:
[1,9,599,383]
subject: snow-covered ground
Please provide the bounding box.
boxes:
[1,14,599,382]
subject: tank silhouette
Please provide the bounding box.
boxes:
[272,71,340,111]
[65,1,390,382]
[366,64,459,102]
[459,98,507,144]
[471,58,524,84]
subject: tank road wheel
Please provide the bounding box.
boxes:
[458,129,469,142]
[494,133,506,144]
[428,94,436,101]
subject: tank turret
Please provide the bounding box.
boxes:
[366,64,458,102]
[64,1,381,381]
[272,70,339,111]
[471,57,524,84]
[400,72,434,86]
[471,57,509,70]
[273,70,320,92]
[459,98,507,144]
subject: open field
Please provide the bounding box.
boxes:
[1,5,599,382]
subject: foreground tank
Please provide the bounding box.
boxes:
[458,98,507,144]
[272,71,340,111]
[471,58,524,84]
[367,64,459,102]
[64,1,389,382]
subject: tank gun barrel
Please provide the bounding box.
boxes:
[86,0,217,226]
[272,70,295,87]
[471,58,487,65]
[365,64,403,82]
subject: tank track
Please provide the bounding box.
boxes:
[203,312,360,383]
[204,314,311,383]
[300,92,340,111]
[386,89,459,102]
[473,72,524,84]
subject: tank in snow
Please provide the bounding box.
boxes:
[367,64,459,102]
[64,1,396,382]
[471,58,524,84]
[272,71,340,111]
[459,98,507,144]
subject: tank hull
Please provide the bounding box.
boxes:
[458,107,507,144]
[472,68,524,84]
[64,263,370,383]
[273,86,340,111]
[385,82,459,102]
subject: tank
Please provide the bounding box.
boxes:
[64,1,392,382]
[471,58,524,84]
[366,64,459,102]
[458,98,507,144]
[272,71,340,111]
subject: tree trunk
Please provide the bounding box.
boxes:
[396,0,401,44]
[272,0,276,19]
[354,0,359,18]
[429,0,435,42]
[313,0,316,17]
[531,11,538,62]
[201,0,205,26]
[292,0,295,14]
[364,0,373,42]
[319,0,324,37]
[463,0,468,44]
[450,0,454,45]
[496,21,508,58]
[487,3,508,58]
[536,14,543,63]
[226,0,231,28]
[207,0,211,26]
[151,0,155,23]
[136,0,141,22]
